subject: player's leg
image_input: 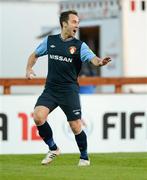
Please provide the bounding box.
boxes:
[34,92,60,165]
[33,106,58,151]
[69,119,90,166]
[60,98,90,166]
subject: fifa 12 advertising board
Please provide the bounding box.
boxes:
[0,95,147,154]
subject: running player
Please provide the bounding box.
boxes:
[26,10,111,166]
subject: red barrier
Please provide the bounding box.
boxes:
[0,77,147,94]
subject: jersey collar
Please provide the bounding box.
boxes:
[59,34,74,42]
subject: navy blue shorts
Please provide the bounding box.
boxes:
[35,88,81,121]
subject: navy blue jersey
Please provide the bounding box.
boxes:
[47,34,82,85]
[35,34,96,91]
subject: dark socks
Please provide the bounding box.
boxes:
[37,121,57,150]
[75,130,89,160]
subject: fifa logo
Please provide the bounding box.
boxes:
[102,112,146,139]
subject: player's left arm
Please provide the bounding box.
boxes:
[90,56,111,67]
[80,42,111,66]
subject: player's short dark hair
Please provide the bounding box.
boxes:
[59,10,78,28]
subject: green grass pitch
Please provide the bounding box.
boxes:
[0,153,147,180]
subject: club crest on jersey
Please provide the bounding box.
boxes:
[69,46,76,54]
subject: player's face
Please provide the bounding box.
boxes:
[65,14,79,37]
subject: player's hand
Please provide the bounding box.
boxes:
[99,57,111,66]
[26,69,36,79]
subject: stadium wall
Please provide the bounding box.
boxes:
[0,1,59,78]
[0,3,2,76]
[122,0,147,76]
[122,0,147,92]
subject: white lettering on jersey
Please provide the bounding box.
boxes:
[50,54,72,63]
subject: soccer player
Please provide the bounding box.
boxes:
[26,10,111,166]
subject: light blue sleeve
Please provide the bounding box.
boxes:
[34,37,48,57]
[80,42,96,62]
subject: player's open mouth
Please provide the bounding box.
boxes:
[73,30,76,33]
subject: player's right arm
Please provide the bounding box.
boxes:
[26,37,48,79]
[26,52,38,79]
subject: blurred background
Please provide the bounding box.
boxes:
[0,0,147,94]
[0,0,147,155]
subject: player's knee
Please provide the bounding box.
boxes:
[33,110,47,125]
[69,120,82,134]
[72,127,81,134]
